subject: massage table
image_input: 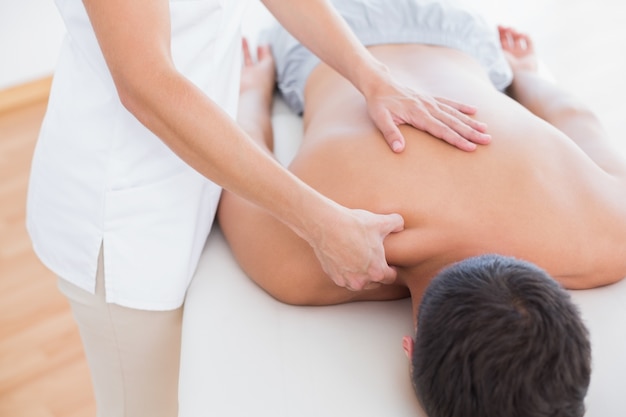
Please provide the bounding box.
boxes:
[179,3,626,416]
[178,94,626,417]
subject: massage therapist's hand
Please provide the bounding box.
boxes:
[309,207,404,291]
[364,72,492,153]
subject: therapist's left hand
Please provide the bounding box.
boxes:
[365,76,492,153]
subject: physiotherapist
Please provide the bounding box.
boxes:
[26,0,491,415]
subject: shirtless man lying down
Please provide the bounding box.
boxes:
[219,1,626,317]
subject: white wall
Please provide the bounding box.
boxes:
[0,0,65,90]
[0,0,272,91]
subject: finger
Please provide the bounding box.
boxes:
[522,32,534,52]
[345,278,367,291]
[433,96,478,116]
[511,31,523,52]
[511,29,528,53]
[400,100,490,149]
[431,108,492,147]
[374,110,406,153]
[434,98,488,133]
[363,282,382,290]
[398,106,471,150]
[499,26,514,51]
[497,25,507,40]
[257,44,271,61]
[242,38,253,66]
[422,116,478,152]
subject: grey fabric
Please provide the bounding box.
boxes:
[263,0,513,114]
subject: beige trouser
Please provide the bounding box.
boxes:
[57,250,183,417]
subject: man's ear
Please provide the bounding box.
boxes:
[402,336,414,359]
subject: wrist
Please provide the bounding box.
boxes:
[351,55,392,99]
[286,188,345,248]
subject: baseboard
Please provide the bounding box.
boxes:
[0,76,53,114]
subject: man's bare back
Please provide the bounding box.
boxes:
[218,28,626,309]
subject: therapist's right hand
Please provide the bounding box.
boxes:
[309,207,404,291]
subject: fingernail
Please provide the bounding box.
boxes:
[392,141,403,152]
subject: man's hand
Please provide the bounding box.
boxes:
[309,207,404,291]
[365,76,492,153]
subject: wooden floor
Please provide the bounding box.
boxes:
[0,100,96,417]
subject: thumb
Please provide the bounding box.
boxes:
[378,263,399,285]
[379,213,405,236]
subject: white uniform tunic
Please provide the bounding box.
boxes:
[27,0,250,310]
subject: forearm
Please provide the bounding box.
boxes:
[84,0,332,243]
[508,71,599,134]
[509,70,626,174]
[131,68,338,242]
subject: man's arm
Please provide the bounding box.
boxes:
[500,26,626,177]
[261,0,491,153]
[237,40,276,154]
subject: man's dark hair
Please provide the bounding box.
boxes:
[412,254,591,417]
